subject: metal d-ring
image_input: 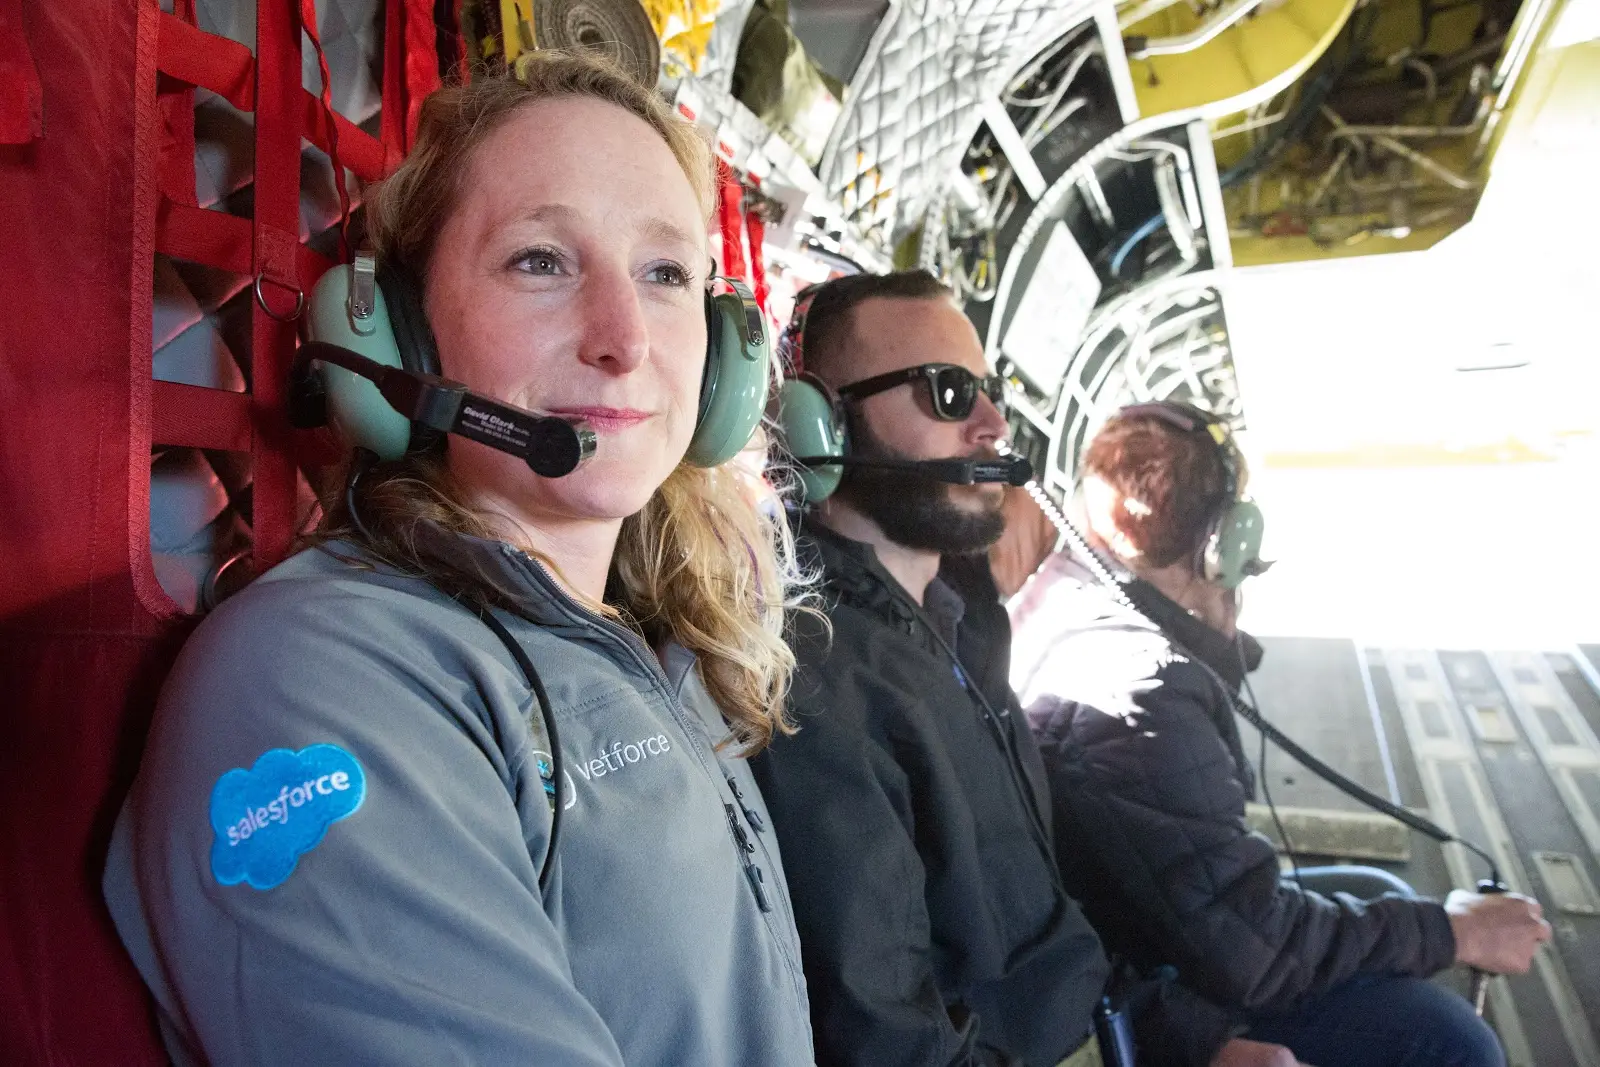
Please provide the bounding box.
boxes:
[200,549,253,612]
[253,273,306,322]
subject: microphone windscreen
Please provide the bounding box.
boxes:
[967,455,1034,485]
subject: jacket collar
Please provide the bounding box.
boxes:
[796,515,924,632]
[1030,544,1263,691]
[1115,565,1264,692]
[795,516,1011,687]
[353,519,598,632]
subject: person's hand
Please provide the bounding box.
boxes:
[1446,888,1552,974]
[1209,1037,1309,1067]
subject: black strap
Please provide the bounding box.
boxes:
[478,608,563,893]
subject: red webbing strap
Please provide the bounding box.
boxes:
[744,206,769,313]
[301,0,350,259]
[153,200,333,299]
[133,0,174,621]
[151,381,254,452]
[156,0,197,206]
[717,162,747,281]
[403,0,440,145]
[156,200,252,272]
[155,13,387,184]
[0,0,42,143]
[301,91,388,181]
[250,0,304,569]
[381,0,408,156]
[157,14,254,110]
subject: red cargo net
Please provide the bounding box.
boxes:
[0,1,427,1062]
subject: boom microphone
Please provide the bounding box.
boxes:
[792,454,1033,486]
[291,341,597,477]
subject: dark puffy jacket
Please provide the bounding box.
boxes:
[1010,550,1458,1020]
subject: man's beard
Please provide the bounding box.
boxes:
[834,419,1006,555]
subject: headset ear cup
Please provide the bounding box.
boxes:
[306,265,413,461]
[685,288,772,468]
[777,377,847,501]
[1209,499,1265,589]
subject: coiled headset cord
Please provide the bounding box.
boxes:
[346,450,564,893]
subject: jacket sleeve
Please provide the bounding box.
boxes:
[1038,659,1456,1014]
[752,660,979,1067]
[103,588,626,1066]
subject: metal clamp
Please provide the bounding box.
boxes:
[348,250,377,327]
[253,273,306,322]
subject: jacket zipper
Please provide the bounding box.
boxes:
[726,774,767,833]
[724,777,774,912]
[503,547,782,919]
[884,583,1060,877]
[724,802,772,912]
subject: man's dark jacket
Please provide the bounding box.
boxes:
[751,523,1233,1066]
[1010,550,1459,1021]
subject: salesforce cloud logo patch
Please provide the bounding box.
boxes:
[208,744,366,890]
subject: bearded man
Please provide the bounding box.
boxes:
[752,272,1272,1067]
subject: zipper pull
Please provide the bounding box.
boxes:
[726,775,766,833]
[724,803,756,854]
[744,860,772,913]
[724,803,772,912]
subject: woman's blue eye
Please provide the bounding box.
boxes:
[647,262,691,288]
[514,248,564,275]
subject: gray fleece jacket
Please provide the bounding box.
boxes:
[103,526,813,1066]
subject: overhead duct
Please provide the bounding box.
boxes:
[532,0,662,86]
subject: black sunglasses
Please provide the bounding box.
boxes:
[835,363,1007,422]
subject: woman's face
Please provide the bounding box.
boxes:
[424,96,709,532]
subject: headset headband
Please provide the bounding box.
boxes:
[1117,400,1239,503]
[777,282,824,378]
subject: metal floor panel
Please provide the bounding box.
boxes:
[1556,650,1600,743]
[1238,638,1600,1063]
[1246,638,1399,814]
[1479,653,1600,1045]
[1380,649,1541,1066]
[1362,649,1456,901]
[1397,650,1599,1066]
[1483,652,1600,859]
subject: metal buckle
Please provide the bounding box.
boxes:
[718,276,765,351]
[348,251,377,332]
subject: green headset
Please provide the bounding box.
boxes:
[772,283,849,501]
[772,279,1033,500]
[300,251,772,470]
[1115,401,1268,590]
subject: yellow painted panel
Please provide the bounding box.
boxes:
[1229,220,1463,266]
[1128,0,1356,118]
